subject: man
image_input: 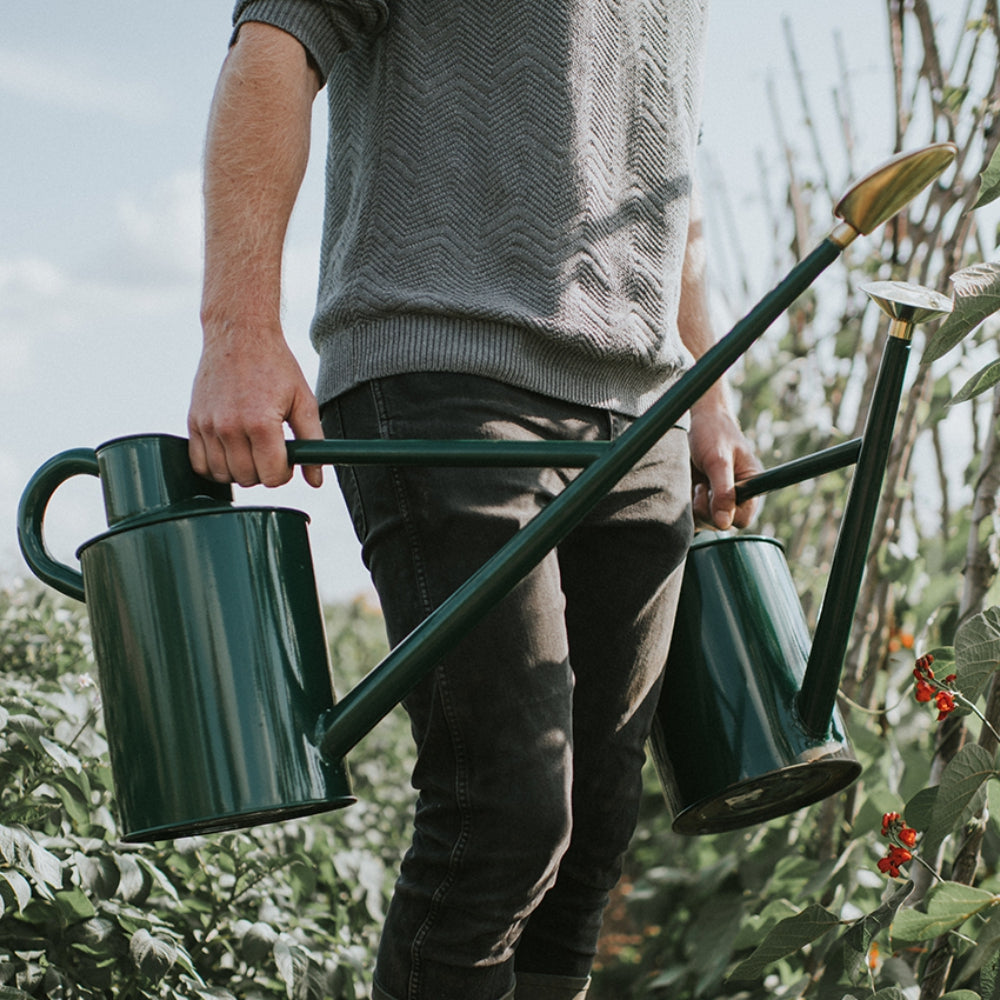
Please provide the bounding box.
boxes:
[188,2,758,998]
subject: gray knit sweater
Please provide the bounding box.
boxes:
[234,0,708,416]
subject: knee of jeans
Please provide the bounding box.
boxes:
[497,786,573,891]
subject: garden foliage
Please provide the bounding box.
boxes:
[0,588,412,998]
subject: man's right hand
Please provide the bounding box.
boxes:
[188,323,324,489]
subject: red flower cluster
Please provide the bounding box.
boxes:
[913,654,958,721]
[877,812,917,878]
[878,846,912,878]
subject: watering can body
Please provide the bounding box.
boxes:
[650,532,861,835]
[18,434,353,842]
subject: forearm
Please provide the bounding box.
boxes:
[201,21,322,341]
[678,186,760,528]
[677,190,733,417]
[189,22,325,490]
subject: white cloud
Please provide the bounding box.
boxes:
[0,47,166,122]
[107,171,204,285]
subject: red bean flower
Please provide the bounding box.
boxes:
[877,846,913,878]
[912,653,959,720]
[934,690,957,720]
[877,812,919,877]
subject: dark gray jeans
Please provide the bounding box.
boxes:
[321,373,692,1000]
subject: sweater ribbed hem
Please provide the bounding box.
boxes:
[314,316,690,419]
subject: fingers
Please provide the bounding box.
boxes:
[692,453,741,531]
[187,337,325,490]
[188,415,293,489]
[288,389,324,488]
[688,410,762,531]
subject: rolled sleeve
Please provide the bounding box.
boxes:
[232,0,388,80]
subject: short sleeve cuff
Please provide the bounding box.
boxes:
[232,0,386,80]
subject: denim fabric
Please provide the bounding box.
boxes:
[515,972,591,998]
[322,373,692,1000]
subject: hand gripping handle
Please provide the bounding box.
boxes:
[17,448,100,602]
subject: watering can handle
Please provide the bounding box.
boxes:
[17,448,100,603]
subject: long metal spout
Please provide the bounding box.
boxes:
[796,282,953,737]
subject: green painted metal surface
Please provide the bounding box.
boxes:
[81,505,353,842]
[650,533,861,835]
[16,237,862,840]
[18,435,353,842]
[797,335,911,733]
[318,237,844,763]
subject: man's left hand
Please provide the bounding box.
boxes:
[688,403,761,530]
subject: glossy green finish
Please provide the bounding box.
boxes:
[16,435,233,603]
[14,239,867,838]
[734,438,861,506]
[96,433,232,526]
[17,447,99,601]
[650,533,861,835]
[797,335,911,734]
[289,439,610,467]
[80,505,353,842]
[18,433,352,842]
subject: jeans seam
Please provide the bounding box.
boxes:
[367,378,475,999]
[408,667,473,997]
[368,379,434,615]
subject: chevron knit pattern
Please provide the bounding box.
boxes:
[234,0,708,416]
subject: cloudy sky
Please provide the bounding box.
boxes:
[3,2,905,604]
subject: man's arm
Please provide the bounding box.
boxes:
[188,21,324,488]
[678,191,760,530]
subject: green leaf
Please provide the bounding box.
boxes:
[953,358,1000,404]
[129,928,177,983]
[939,992,984,999]
[729,904,841,981]
[239,920,278,966]
[54,886,96,924]
[956,904,1000,984]
[955,607,1000,703]
[974,143,1000,209]
[892,881,999,944]
[0,869,32,914]
[0,826,63,892]
[114,853,147,903]
[50,773,91,829]
[905,785,939,830]
[817,880,912,993]
[39,735,82,774]
[927,744,998,846]
[135,855,180,904]
[924,263,1000,363]
[274,936,311,994]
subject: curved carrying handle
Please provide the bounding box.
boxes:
[17,448,100,602]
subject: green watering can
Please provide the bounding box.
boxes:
[18,146,955,843]
[653,277,952,834]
